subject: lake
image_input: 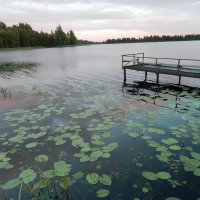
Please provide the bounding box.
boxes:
[0,41,200,200]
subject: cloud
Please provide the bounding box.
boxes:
[0,0,200,41]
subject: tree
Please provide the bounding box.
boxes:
[54,25,67,46]
[68,30,77,45]
[0,21,6,29]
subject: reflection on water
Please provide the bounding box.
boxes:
[0,42,200,199]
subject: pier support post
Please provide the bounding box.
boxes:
[156,73,159,84]
[178,76,181,86]
[123,68,127,85]
[145,71,147,81]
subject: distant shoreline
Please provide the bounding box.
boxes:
[1,40,200,52]
[0,43,98,52]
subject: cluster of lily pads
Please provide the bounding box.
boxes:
[86,173,112,198]
[142,171,171,181]
[0,80,200,199]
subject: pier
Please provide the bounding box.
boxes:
[122,53,200,86]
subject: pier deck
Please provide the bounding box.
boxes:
[122,53,200,86]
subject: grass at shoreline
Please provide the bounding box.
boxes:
[0,62,39,72]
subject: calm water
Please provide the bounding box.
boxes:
[0,42,200,200]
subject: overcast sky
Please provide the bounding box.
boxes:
[0,0,200,41]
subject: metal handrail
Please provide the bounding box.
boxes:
[122,53,144,57]
[134,56,200,62]
[122,53,200,69]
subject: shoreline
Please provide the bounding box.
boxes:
[1,40,200,52]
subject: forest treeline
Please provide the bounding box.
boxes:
[0,21,93,48]
[105,34,200,44]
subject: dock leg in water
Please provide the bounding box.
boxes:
[156,73,159,84]
[178,76,181,86]
[145,71,147,81]
[123,68,127,85]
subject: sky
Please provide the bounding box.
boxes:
[0,0,200,41]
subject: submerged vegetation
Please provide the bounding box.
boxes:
[0,62,38,72]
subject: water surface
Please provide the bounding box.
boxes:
[0,42,200,200]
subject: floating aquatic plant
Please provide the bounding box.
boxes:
[35,154,48,162]
[86,173,99,184]
[96,189,110,198]
[142,171,171,181]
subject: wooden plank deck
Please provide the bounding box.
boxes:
[122,53,200,86]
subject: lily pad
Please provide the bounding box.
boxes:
[191,152,200,160]
[100,174,112,185]
[19,169,37,184]
[156,172,171,180]
[73,171,84,180]
[2,178,20,190]
[161,138,178,145]
[80,155,90,162]
[86,173,99,184]
[169,145,181,151]
[35,155,48,162]
[25,142,38,148]
[142,172,158,181]
[96,189,110,198]
[142,187,149,193]
[54,161,72,177]
[128,132,139,138]
[42,170,54,179]
[193,168,200,176]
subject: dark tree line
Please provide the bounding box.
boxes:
[105,34,200,44]
[0,21,79,48]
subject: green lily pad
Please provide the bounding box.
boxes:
[25,142,38,148]
[35,155,48,162]
[128,132,139,138]
[96,189,110,198]
[156,172,171,180]
[169,145,181,151]
[73,172,84,180]
[86,173,99,184]
[191,152,200,160]
[19,169,37,184]
[42,170,54,179]
[100,174,112,185]
[102,153,110,158]
[54,161,72,177]
[147,128,165,134]
[156,155,169,163]
[147,140,161,148]
[161,138,178,145]
[156,146,168,152]
[80,155,90,162]
[2,178,20,190]
[103,142,118,152]
[142,172,158,181]
[193,168,200,176]
[90,150,104,159]
[142,187,149,193]
[165,197,181,200]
